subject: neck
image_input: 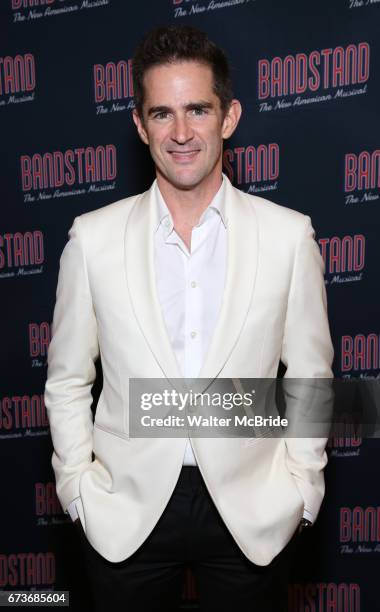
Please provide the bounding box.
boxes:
[156,170,223,229]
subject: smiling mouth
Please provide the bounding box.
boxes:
[168,150,200,162]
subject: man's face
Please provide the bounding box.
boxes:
[133,61,240,191]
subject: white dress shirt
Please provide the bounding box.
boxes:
[66,174,313,523]
[153,175,227,465]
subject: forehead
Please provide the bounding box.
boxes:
[142,61,216,105]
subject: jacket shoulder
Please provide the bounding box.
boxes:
[241,190,309,228]
[77,192,142,229]
[234,189,316,247]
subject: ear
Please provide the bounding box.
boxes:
[132,109,149,145]
[221,99,242,140]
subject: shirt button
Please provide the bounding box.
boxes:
[190,331,197,339]
[190,281,197,288]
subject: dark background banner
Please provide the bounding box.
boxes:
[1,1,379,609]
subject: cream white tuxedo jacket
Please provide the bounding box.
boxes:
[44,174,334,566]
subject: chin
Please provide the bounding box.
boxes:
[169,169,208,190]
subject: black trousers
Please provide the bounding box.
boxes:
[76,466,299,611]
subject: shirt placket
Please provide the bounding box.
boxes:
[184,226,203,380]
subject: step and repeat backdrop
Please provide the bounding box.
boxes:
[1,0,379,610]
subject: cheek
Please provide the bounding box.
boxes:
[148,137,163,155]
[152,132,169,151]
[203,125,223,146]
[205,133,223,155]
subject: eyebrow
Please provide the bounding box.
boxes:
[147,100,215,117]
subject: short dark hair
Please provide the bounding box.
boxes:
[132,25,233,117]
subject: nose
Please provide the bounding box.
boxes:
[171,115,194,144]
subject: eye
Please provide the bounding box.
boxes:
[190,107,207,116]
[154,111,169,120]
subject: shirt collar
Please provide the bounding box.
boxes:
[153,173,228,235]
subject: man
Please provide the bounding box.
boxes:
[45,25,334,612]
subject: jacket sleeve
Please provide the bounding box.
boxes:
[281,215,334,523]
[44,215,99,513]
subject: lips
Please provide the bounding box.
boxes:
[168,150,200,163]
